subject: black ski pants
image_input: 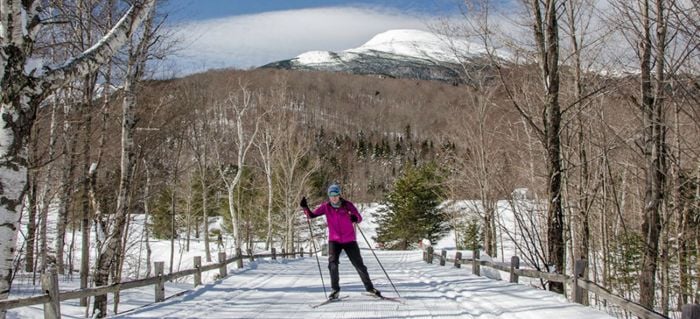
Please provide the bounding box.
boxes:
[328,241,374,292]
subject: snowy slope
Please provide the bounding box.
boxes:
[262,29,508,83]
[294,29,508,65]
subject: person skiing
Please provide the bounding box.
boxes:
[300,183,381,300]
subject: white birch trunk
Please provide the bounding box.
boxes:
[93,4,155,315]
[93,64,138,317]
[0,1,155,316]
[217,87,262,250]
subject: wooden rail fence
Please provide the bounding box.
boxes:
[0,247,306,318]
[423,247,700,319]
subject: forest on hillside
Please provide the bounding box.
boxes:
[0,0,698,317]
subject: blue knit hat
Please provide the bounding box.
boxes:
[327,184,341,197]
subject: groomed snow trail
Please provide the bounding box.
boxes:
[111,250,614,319]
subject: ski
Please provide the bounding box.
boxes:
[362,292,404,304]
[310,295,349,308]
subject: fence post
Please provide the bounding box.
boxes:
[473,249,480,276]
[41,265,61,319]
[272,247,277,260]
[454,252,462,268]
[247,248,254,262]
[440,250,447,266]
[282,248,286,259]
[300,247,304,258]
[573,259,587,304]
[218,252,227,278]
[510,256,520,283]
[236,248,243,269]
[155,262,165,302]
[194,256,202,287]
[682,304,700,319]
[427,246,434,264]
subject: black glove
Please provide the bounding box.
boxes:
[350,214,358,223]
[300,197,309,210]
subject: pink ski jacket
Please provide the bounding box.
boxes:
[304,199,362,243]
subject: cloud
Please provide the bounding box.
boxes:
[158,6,440,77]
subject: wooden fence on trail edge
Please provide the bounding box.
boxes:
[0,247,308,319]
[423,247,700,319]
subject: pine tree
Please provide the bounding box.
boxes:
[150,189,181,239]
[375,162,448,249]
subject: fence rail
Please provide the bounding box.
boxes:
[423,246,700,319]
[0,247,306,318]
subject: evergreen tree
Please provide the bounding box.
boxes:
[375,162,448,249]
[150,189,182,239]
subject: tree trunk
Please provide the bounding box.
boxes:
[170,183,177,274]
[200,159,211,262]
[25,123,40,275]
[227,185,240,249]
[638,0,667,309]
[92,36,148,317]
[258,138,274,250]
[24,163,37,274]
[0,2,155,316]
[143,160,152,277]
[186,185,192,252]
[530,0,564,293]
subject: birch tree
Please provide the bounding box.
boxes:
[92,2,157,316]
[214,85,262,250]
[0,1,155,315]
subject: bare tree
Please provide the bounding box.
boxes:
[605,0,682,308]
[275,105,319,253]
[92,3,157,316]
[185,81,215,261]
[256,99,282,250]
[213,85,263,250]
[0,1,155,316]
[460,0,565,292]
[448,90,504,257]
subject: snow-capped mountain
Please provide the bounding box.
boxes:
[262,29,510,83]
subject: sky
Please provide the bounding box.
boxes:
[156,0,466,77]
[9,203,617,318]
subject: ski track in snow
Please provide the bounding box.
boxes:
[106,250,613,319]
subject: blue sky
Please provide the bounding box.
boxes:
[156,1,464,77]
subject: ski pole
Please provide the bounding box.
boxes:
[305,213,328,299]
[356,224,401,298]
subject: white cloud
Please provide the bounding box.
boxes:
[161,6,439,76]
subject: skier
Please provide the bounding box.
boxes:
[300,183,382,300]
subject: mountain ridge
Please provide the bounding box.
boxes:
[261,29,507,83]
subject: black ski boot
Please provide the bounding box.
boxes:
[367,288,382,298]
[329,289,340,300]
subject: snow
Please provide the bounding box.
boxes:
[290,29,512,66]
[103,251,612,319]
[296,50,337,65]
[347,29,483,63]
[8,203,614,318]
